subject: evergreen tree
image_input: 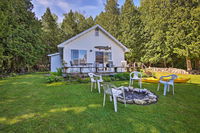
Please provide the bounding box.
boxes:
[167,0,200,70]
[105,0,120,14]
[118,0,143,63]
[96,0,120,38]
[0,0,45,73]
[86,16,95,27]
[75,13,94,33]
[41,8,65,54]
[61,10,95,39]
[61,10,78,39]
[140,0,174,67]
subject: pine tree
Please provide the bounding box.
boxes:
[167,0,200,70]
[61,10,95,39]
[41,8,64,54]
[75,12,94,33]
[86,16,95,27]
[61,10,78,39]
[118,0,143,63]
[96,0,120,38]
[105,0,120,14]
[140,0,174,67]
[0,0,45,73]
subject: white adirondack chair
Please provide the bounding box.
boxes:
[102,83,126,112]
[88,73,103,93]
[129,71,142,88]
[157,74,178,96]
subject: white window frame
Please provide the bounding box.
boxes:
[71,49,87,65]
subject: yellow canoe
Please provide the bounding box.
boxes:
[142,77,190,83]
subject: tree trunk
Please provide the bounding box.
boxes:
[186,57,192,71]
[163,59,167,68]
[195,59,200,70]
[171,62,174,68]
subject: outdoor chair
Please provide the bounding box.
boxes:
[129,71,142,88]
[157,74,178,96]
[106,61,114,72]
[88,73,103,93]
[102,83,126,112]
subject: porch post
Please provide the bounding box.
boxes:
[80,67,82,74]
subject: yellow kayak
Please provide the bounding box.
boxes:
[142,77,190,83]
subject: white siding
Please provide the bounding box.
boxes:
[50,54,62,72]
[63,29,125,67]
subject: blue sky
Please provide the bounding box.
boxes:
[32,0,140,23]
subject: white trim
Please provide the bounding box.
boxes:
[57,24,129,52]
[48,53,60,57]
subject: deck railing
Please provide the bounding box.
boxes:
[62,66,135,74]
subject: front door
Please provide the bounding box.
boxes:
[95,51,104,64]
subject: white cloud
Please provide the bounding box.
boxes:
[57,1,70,11]
[32,0,106,23]
[35,0,52,7]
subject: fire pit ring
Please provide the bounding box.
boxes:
[117,87,158,105]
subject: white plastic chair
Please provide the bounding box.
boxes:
[102,83,126,112]
[88,73,103,93]
[129,71,142,88]
[157,74,178,96]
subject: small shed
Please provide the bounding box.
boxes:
[48,53,62,72]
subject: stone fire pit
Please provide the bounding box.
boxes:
[117,87,158,105]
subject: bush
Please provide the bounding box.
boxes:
[50,68,63,76]
[65,74,72,81]
[103,76,111,82]
[113,72,129,81]
[10,73,17,77]
[56,68,62,76]
[46,75,63,83]
[77,77,90,83]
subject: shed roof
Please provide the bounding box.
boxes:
[47,53,60,57]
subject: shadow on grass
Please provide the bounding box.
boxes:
[0,104,102,125]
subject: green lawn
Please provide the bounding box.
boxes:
[0,73,200,133]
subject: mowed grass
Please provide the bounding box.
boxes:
[0,73,200,133]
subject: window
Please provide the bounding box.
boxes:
[71,50,87,65]
[104,52,112,62]
[79,50,87,64]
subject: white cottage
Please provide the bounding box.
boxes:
[48,24,129,73]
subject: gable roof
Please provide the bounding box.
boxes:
[57,24,129,52]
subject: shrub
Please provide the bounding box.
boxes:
[114,72,129,81]
[10,73,17,77]
[50,72,58,76]
[50,68,63,76]
[46,75,63,83]
[77,77,90,83]
[65,74,72,81]
[54,76,63,82]
[56,68,63,76]
[46,75,56,83]
[103,76,111,82]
